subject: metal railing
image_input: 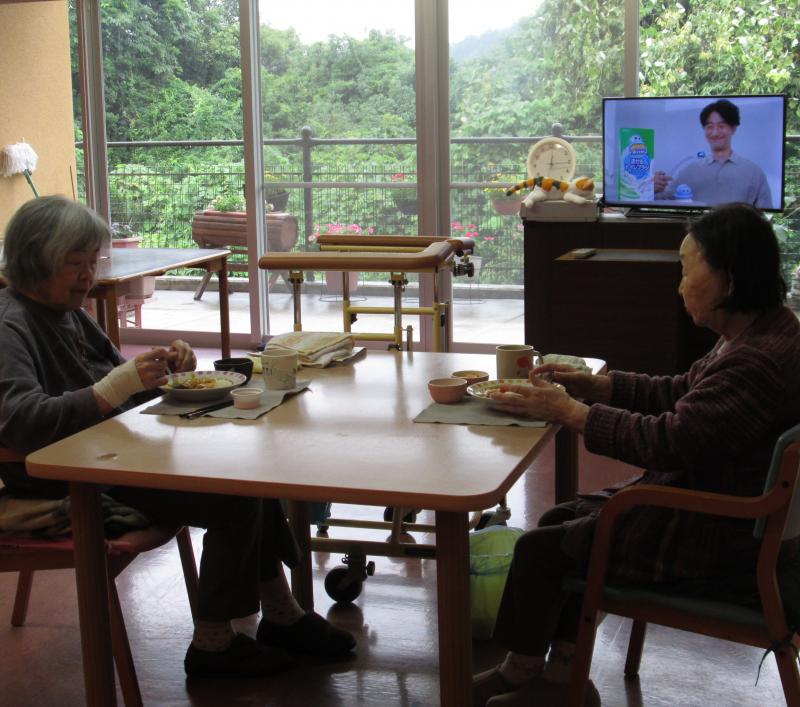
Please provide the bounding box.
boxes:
[77,128,800,287]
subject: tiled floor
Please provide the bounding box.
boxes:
[2,289,791,705]
[0,435,788,705]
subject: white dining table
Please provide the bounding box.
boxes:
[26,350,605,706]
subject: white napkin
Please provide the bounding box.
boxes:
[142,380,311,420]
[265,331,354,368]
[413,397,546,427]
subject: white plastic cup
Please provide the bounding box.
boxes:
[261,349,298,390]
[496,344,540,380]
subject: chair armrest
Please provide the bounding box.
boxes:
[581,441,800,615]
[0,446,25,463]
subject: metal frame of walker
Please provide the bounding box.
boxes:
[259,235,511,602]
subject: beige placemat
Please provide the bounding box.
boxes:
[142,380,311,420]
[413,397,546,427]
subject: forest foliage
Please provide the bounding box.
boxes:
[69,0,800,278]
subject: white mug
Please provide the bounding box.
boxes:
[496,344,540,380]
[261,349,298,390]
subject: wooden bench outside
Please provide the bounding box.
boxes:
[190,210,299,299]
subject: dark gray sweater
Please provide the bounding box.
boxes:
[0,288,151,497]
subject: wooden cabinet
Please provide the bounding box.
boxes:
[523,215,716,375]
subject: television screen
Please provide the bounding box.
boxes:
[602,94,786,212]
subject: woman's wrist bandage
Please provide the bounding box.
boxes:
[93,359,146,409]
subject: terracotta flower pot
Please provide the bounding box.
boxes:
[492,197,523,216]
[111,236,143,249]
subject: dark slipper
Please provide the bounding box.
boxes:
[256,611,356,659]
[184,633,294,678]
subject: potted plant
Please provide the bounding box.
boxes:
[208,192,246,214]
[484,173,524,216]
[110,221,155,302]
[265,173,290,213]
[390,172,417,215]
[110,221,142,248]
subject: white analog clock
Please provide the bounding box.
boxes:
[526,136,577,181]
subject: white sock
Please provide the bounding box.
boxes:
[498,651,545,686]
[259,568,305,626]
[192,620,235,652]
[542,640,575,684]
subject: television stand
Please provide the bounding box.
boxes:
[522,214,717,375]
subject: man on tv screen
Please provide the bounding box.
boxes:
[654,98,772,208]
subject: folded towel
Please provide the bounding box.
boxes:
[263,331,355,368]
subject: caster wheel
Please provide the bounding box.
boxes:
[324,566,363,603]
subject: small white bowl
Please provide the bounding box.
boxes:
[231,387,263,410]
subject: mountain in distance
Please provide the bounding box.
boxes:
[450,23,519,62]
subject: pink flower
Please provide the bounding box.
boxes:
[347,223,362,234]
[483,236,495,241]
[451,221,463,231]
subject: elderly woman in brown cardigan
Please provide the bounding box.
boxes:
[474,203,800,707]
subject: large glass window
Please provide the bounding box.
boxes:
[71,1,798,349]
[257,1,419,342]
[448,0,625,347]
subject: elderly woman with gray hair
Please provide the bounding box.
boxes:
[0,196,355,678]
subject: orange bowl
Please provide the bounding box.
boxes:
[428,377,468,404]
[451,369,490,386]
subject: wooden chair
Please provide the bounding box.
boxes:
[0,446,199,707]
[566,423,800,706]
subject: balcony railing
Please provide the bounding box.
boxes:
[78,129,800,286]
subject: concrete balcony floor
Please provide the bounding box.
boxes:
[127,282,526,348]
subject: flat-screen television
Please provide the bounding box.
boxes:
[602,94,786,213]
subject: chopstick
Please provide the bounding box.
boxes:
[180,399,234,420]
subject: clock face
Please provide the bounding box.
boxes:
[526,137,577,181]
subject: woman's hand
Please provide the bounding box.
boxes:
[134,348,172,389]
[531,363,611,404]
[488,376,590,432]
[166,339,197,373]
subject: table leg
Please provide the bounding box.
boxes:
[217,262,231,359]
[287,500,314,610]
[555,427,579,504]
[70,482,118,707]
[435,510,472,707]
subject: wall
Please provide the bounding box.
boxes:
[0,1,77,237]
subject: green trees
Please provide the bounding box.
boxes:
[71,0,800,276]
